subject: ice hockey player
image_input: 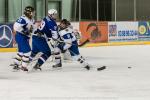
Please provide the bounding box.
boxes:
[30,9,58,70]
[60,22,82,60]
[52,19,91,70]
[10,6,35,71]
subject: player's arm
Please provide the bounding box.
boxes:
[62,33,72,50]
[33,20,45,36]
[51,24,59,40]
[13,17,29,35]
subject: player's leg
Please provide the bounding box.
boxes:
[30,36,39,61]
[10,52,23,70]
[19,36,31,71]
[52,42,67,68]
[33,51,51,70]
[52,47,62,68]
[21,52,31,71]
[30,51,38,61]
[32,38,51,70]
[72,55,90,70]
[10,33,27,70]
[69,41,90,70]
[62,50,72,61]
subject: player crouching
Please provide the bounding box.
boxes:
[52,19,90,70]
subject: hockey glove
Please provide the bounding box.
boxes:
[34,30,44,37]
[22,29,30,35]
[61,49,67,53]
[57,42,67,53]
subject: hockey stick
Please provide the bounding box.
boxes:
[67,47,106,71]
[51,39,106,71]
[78,39,89,47]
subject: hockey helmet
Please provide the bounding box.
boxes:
[59,19,70,30]
[60,19,70,26]
[48,9,58,19]
[24,6,35,19]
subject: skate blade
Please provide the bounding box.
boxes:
[97,66,106,71]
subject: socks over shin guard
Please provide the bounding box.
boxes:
[13,53,23,65]
[38,53,50,65]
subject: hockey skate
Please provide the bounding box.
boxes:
[84,64,91,70]
[52,63,62,68]
[10,64,20,71]
[21,66,28,71]
[33,63,42,71]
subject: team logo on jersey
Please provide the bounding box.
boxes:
[0,25,13,47]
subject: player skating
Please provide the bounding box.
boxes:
[61,23,82,61]
[10,6,35,71]
[52,19,91,70]
[30,9,58,71]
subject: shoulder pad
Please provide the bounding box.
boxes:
[45,16,52,22]
[16,16,26,24]
[59,27,73,36]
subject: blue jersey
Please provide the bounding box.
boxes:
[31,16,56,66]
[14,15,34,37]
[34,16,58,39]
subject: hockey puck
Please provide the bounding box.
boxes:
[128,67,132,69]
[97,66,106,71]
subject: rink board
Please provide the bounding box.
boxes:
[83,41,150,47]
[0,48,17,52]
[0,41,150,52]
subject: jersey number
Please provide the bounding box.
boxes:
[17,18,23,23]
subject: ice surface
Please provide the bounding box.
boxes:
[0,45,150,100]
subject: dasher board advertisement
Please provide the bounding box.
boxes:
[108,22,138,42]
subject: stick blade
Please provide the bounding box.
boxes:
[97,66,106,71]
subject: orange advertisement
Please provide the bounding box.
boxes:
[79,21,108,45]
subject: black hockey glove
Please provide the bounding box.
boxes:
[34,30,44,37]
[61,49,67,53]
[22,30,30,35]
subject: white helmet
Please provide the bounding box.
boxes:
[48,9,57,15]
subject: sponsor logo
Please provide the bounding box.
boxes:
[86,23,101,40]
[118,30,138,36]
[138,22,150,35]
[109,22,138,42]
[0,25,13,47]
[109,25,117,36]
[138,22,150,40]
[139,25,147,35]
[79,22,108,46]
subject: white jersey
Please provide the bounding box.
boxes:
[59,27,77,43]
[58,27,77,50]
[13,15,35,37]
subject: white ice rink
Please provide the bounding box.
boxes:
[0,45,150,100]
